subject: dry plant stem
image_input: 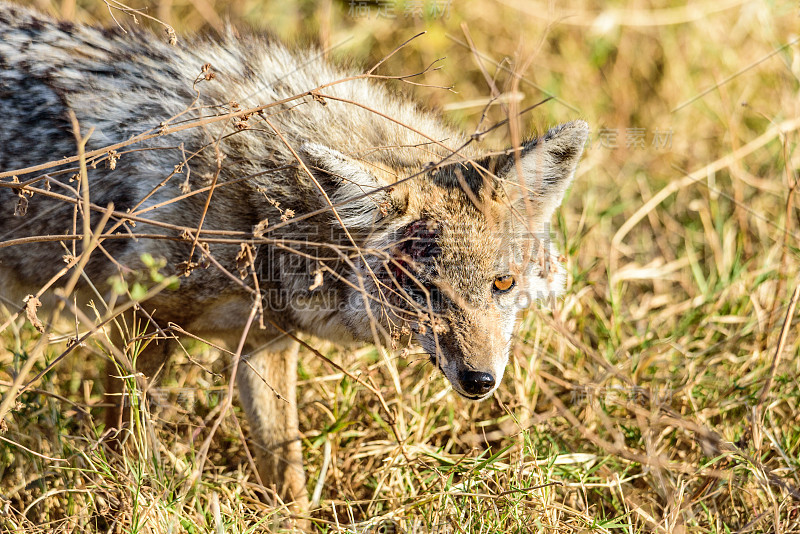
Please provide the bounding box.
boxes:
[3,166,445,243]
[229,411,270,498]
[0,185,247,239]
[186,124,225,264]
[310,439,332,509]
[127,164,293,216]
[764,135,797,340]
[1,234,413,320]
[197,244,258,297]
[306,92,458,159]
[70,111,94,255]
[365,31,426,75]
[0,256,80,334]
[259,115,386,344]
[188,300,258,487]
[506,53,539,269]
[446,32,580,113]
[461,23,505,115]
[0,434,69,463]
[756,286,799,410]
[20,275,176,399]
[0,380,91,414]
[265,318,411,465]
[0,118,105,426]
[167,324,236,357]
[101,0,176,37]
[0,172,54,190]
[611,116,800,272]
[536,375,676,470]
[241,244,266,328]
[0,230,339,250]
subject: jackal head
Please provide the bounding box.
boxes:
[302,120,588,400]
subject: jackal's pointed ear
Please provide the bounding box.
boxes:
[499,120,588,220]
[300,142,396,226]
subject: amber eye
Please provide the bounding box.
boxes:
[493,275,516,293]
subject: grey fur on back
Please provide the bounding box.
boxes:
[0,2,467,330]
[0,0,588,398]
[0,3,465,175]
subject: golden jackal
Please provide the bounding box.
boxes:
[0,1,588,512]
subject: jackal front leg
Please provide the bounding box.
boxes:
[236,340,308,512]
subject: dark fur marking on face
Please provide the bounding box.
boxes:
[387,219,442,304]
[432,154,509,200]
[399,220,441,262]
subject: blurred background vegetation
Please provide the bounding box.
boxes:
[2,0,800,532]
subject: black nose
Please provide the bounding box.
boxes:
[459,371,495,397]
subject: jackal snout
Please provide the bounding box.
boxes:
[429,354,499,400]
[458,370,496,397]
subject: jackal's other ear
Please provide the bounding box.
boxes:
[300,142,394,226]
[499,120,588,220]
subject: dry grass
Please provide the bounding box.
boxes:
[2,0,800,532]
